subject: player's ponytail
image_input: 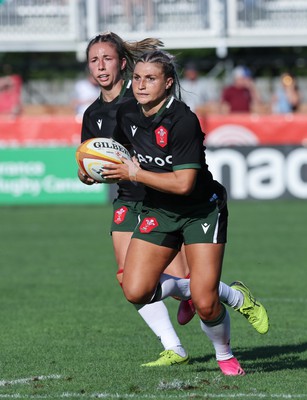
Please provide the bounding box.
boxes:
[86,32,164,78]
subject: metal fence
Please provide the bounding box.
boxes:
[0,0,307,53]
[0,0,80,51]
[228,0,307,47]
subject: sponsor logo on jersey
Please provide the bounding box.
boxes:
[139,217,159,233]
[201,223,210,234]
[155,126,168,148]
[114,206,128,224]
[96,119,103,130]
[130,125,138,136]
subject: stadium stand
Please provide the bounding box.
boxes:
[1,0,307,113]
[0,0,307,52]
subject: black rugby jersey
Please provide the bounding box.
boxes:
[80,80,145,202]
[114,96,220,211]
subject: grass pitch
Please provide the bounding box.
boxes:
[1,200,306,399]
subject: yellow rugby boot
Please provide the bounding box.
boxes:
[230,281,269,334]
[141,350,189,367]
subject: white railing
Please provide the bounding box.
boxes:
[0,0,307,53]
[227,0,307,47]
[84,0,219,51]
[0,0,80,51]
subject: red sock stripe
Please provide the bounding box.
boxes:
[116,268,124,287]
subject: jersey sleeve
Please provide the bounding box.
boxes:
[170,112,204,171]
[80,110,92,142]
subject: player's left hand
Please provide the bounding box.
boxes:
[103,157,140,182]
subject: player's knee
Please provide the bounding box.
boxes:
[194,298,220,321]
[122,283,152,304]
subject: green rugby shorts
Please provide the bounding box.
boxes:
[110,198,142,233]
[131,199,228,249]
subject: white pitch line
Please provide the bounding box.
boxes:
[0,377,306,399]
[0,375,62,387]
[0,393,307,399]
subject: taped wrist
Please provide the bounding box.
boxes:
[127,160,140,182]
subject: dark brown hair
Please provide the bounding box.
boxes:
[86,31,164,78]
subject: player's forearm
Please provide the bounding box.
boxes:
[102,162,196,195]
[135,169,194,196]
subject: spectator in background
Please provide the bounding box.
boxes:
[220,65,261,113]
[239,0,262,27]
[124,0,155,31]
[0,64,22,118]
[199,0,210,28]
[271,73,300,114]
[180,62,208,113]
[72,73,100,122]
[99,0,113,23]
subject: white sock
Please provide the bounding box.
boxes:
[200,306,233,361]
[158,273,190,301]
[137,302,187,357]
[219,282,244,308]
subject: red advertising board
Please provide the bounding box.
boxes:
[1,114,307,148]
[199,114,307,146]
[0,115,81,148]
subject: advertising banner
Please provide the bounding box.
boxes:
[0,147,108,205]
[0,114,307,148]
[199,114,307,146]
[1,115,307,202]
[1,114,307,148]
[0,115,81,148]
[206,145,307,200]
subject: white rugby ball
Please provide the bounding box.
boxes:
[76,138,131,183]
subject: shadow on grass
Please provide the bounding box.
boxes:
[191,342,307,373]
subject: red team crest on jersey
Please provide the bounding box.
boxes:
[114,206,128,224]
[155,126,168,148]
[139,217,159,233]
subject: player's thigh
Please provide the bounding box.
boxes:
[111,199,141,269]
[112,230,132,270]
[122,238,177,303]
[164,247,189,278]
[185,243,225,317]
